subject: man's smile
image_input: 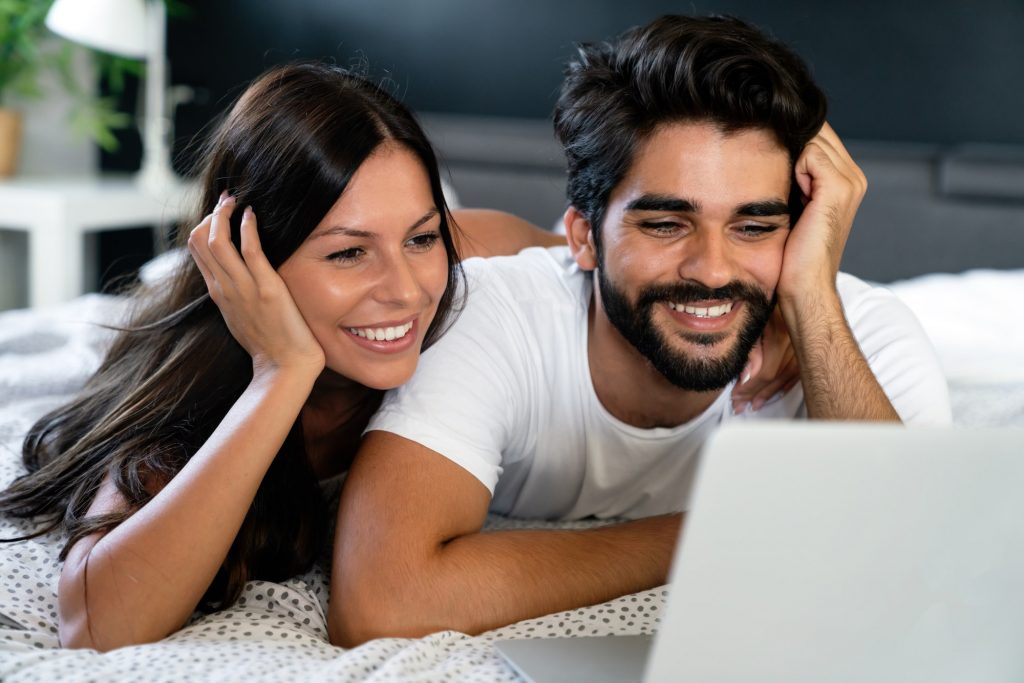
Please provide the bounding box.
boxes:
[663,300,743,333]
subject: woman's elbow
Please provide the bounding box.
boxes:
[57,569,149,652]
[58,614,95,650]
[58,609,162,652]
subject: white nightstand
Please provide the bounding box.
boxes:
[0,175,196,308]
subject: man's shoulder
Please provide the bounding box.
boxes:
[836,271,886,301]
[461,244,575,277]
[460,245,587,309]
[835,272,910,324]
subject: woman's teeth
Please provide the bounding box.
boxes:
[348,321,414,341]
[668,302,734,318]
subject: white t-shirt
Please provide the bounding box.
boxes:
[368,247,952,520]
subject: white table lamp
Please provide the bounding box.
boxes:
[46,0,179,195]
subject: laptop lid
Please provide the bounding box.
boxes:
[646,423,1024,683]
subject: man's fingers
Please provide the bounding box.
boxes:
[812,123,867,193]
[817,122,853,164]
[795,138,865,216]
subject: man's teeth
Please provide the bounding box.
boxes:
[348,321,414,341]
[668,302,734,318]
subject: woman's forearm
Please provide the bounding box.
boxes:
[58,367,318,651]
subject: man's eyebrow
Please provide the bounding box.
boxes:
[313,208,439,239]
[735,200,790,217]
[625,194,701,213]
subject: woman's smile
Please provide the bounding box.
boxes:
[344,315,420,354]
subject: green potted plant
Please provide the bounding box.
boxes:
[0,0,137,177]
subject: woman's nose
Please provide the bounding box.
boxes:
[373,252,423,307]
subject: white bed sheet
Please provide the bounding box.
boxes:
[1,269,1022,681]
[0,294,659,681]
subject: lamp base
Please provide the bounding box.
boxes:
[135,158,180,198]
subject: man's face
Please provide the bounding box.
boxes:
[592,122,792,391]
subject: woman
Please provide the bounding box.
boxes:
[0,62,556,651]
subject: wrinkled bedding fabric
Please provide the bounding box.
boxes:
[2,269,1023,681]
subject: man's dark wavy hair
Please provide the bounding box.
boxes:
[553,15,828,249]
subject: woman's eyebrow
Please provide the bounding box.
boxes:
[315,226,374,239]
[314,208,439,240]
[405,208,439,234]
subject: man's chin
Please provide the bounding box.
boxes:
[649,330,752,391]
[674,329,733,348]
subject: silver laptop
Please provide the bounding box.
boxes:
[495,423,1024,683]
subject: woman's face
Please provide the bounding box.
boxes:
[277,143,450,390]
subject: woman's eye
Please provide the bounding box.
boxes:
[327,247,364,263]
[406,232,441,251]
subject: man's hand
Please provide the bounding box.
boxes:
[329,432,681,646]
[777,122,868,305]
[769,124,898,422]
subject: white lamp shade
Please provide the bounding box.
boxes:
[46,0,148,59]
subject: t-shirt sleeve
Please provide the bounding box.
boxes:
[842,278,953,426]
[366,262,533,494]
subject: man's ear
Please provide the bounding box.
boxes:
[564,206,598,271]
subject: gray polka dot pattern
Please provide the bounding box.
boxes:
[0,297,667,681]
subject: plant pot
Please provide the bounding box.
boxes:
[0,108,23,178]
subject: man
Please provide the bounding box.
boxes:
[328,15,952,646]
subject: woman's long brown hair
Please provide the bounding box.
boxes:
[0,62,464,611]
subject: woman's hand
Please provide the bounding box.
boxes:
[187,194,325,378]
[731,307,800,414]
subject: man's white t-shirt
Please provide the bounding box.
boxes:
[368,246,952,521]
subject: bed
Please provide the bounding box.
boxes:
[1,263,1023,680]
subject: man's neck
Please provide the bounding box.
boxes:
[586,293,725,430]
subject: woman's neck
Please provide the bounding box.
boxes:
[301,370,381,480]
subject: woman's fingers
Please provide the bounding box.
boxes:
[206,194,256,291]
[750,349,799,411]
[239,205,277,281]
[732,308,802,414]
[187,215,226,291]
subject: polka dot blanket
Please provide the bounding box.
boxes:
[0,295,664,682]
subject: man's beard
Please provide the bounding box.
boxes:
[597,267,775,392]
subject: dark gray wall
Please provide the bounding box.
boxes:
[92,0,1019,287]
[167,0,1023,150]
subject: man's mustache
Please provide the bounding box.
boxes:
[636,281,772,308]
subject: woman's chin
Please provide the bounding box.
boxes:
[324,362,419,393]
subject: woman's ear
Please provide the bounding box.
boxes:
[563,206,598,271]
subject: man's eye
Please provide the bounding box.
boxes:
[640,221,683,233]
[327,248,364,262]
[407,232,441,250]
[738,224,779,236]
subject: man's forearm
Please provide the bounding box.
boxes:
[333,513,680,645]
[780,288,900,421]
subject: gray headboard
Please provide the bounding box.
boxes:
[423,114,1024,283]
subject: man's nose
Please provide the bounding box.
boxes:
[677,231,736,291]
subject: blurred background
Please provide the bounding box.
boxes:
[1,0,1022,310]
